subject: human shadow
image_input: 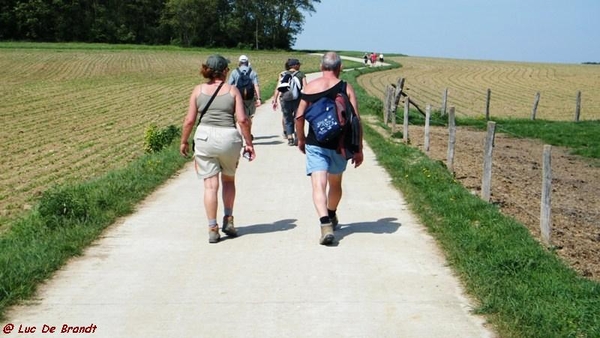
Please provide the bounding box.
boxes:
[253,140,286,146]
[252,134,285,146]
[334,217,402,243]
[253,134,279,141]
[235,218,297,236]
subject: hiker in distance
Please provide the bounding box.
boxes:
[228,54,262,138]
[370,52,378,66]
[272,58,307,146]
[272,59,293,140]
[180,54,255,244]
[295,52,364,245]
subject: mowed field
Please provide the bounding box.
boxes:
[359,56,600,121]
[3,48,599,228]
[0,46,321,226]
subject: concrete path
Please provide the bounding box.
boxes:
[2,71,495,337]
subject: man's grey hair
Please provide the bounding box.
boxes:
[321,52,342,71]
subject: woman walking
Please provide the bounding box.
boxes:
[180,54,255,243]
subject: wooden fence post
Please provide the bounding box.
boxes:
[424,104,431,154]
[447,107,456,174]
[403,97,410,143]
[574,91,581,122]
[481,121,496,202]
[540,145,552,246]
[393,78,406,108]
[485,88,491,120]
[384,85,394,124]
[441,88,448,116]
[531,92,540,120]
[391,78,405,133]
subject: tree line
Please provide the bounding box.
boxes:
[0,0,320,49]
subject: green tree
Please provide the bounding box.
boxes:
[161,0,220,46]
[0,0,19,39]
[232,0,320,50]
[0,0,319,48]
[13,0,54,40]
[116,0,165,43]
[52,0,90,41]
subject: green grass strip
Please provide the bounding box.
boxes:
[363,125,599,338]
[456,117,600,159]
[0,143,188,319]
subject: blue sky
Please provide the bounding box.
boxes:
[293,0,600,64]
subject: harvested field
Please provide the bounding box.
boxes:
[359,56,600,281]
[0,47,321,227]
[359,56,600,121]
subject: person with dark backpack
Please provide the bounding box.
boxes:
[295,52,363,245]
[228,55,262,138]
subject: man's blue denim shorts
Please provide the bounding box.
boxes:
[305,144,347,176]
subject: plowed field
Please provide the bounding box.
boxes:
[360,57,600,281]
[359,56,600,121]
[0,48,320,226]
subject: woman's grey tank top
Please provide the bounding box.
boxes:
[196,91,236,128]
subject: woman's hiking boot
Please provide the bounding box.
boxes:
[319,223,334,245]
[208,226,220,243]
[222,216,238,238]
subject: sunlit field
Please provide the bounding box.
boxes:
[359,56,600,121]
[0,45,321,225]
[4,46,599,227]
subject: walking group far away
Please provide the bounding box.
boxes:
[180,51,363,245]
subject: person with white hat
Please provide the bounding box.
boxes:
[228,55,262,131]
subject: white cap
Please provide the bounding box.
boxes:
[239,55,249,62]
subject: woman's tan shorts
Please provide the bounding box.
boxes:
[194,124,243,179]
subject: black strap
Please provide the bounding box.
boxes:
[340,80,347,94]
[301,80,343,103]
[197,81,225,126]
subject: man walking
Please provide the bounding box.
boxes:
[295,52,364,245]
[272,58,307,146]
[228,55,262,137]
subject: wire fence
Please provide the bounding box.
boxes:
[379,77,600,278]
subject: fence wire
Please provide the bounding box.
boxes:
[384,79,597,234]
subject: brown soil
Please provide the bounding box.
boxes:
[385,123,600,281]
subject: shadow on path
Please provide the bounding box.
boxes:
[335,217,402,243]
[237,218,297,236]
[253,134,279,141]
[252,134,285,146]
